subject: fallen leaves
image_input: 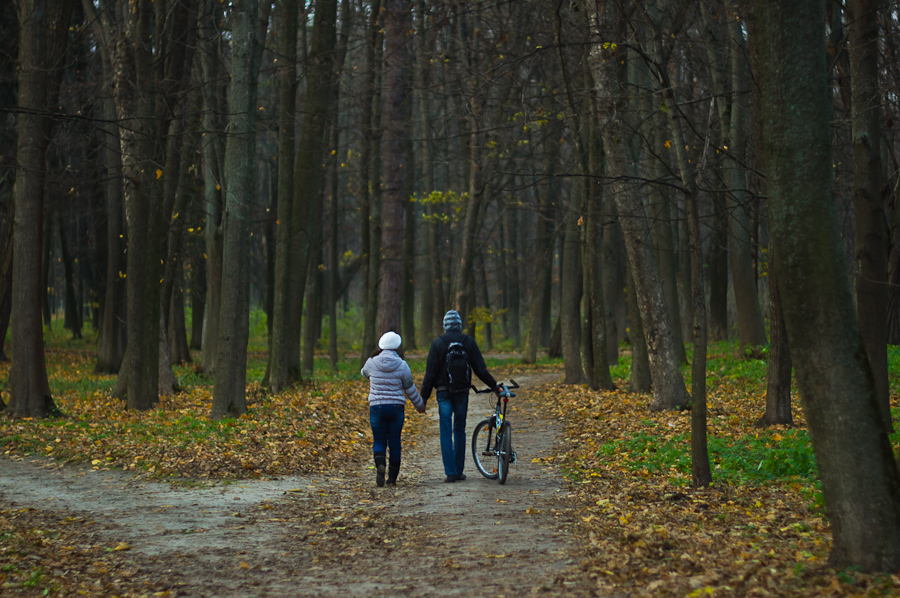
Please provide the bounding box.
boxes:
[0,349,377,481]
[0,506,176,597]
[528,349,900,598]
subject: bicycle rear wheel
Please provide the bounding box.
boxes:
[498,422,511,485]
[472,418,500,479]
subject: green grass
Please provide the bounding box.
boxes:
[597,428,818,486]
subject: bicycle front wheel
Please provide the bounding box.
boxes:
[472,418,500,479]
[498,422,512,485]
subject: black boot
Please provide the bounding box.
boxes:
[374,453,386,487]
[386,460,401,485]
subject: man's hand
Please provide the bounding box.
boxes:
[416,404,427,414]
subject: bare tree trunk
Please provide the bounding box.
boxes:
[41,215,52,328]
[0,192,15,361]
[505,207,522,349]
[584,0,687,410]
[687,150,712,489]
[848,0,890,432]
[189,232,205,351]
[95,89,126,372]
[583,133,615,390]
[200,0,226,374]
[163,92,200,366]
[327,125,340,371]
[625,263,651,393]
[415,0,437,346]
[285,0,338,373]
[267,0,299,390]
[359,0,383,361]
[8,0,70,418]
[602,201,626,364]
[656,21,712,484]
[376,0,410,337]
[522,119,560,363]
[56,211,82,339]
[707,195,729,341]
[561,193,585,383]
[117,0,164,411]
[211,0,268,419]
[725,4,767,354]
[402,158,417,348]
[753,0,900,572]
[758,250,793,427]
[302,255,323,374]
[649,126,685,363]
[452,129,484,328]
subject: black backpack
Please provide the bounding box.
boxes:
[445,340,471,393]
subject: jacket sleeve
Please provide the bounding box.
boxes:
[420,338,443,401]
[400,362,425,410]
[361,358,373,379]
[467,337,498,392]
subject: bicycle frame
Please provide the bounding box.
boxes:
[471,380,519,483]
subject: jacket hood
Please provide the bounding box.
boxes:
[373,350,403,372]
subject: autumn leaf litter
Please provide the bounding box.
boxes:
[1,349,898,597]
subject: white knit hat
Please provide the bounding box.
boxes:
[378,331,402,350]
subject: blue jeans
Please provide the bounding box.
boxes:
[370,404,405,463]
[437,390,468,476]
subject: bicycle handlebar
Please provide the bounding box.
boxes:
[471,379,519,395]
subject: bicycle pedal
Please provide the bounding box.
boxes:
[511,452,517,465]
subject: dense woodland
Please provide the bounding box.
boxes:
[4,0,900,574]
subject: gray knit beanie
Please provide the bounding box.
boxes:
[443,310,462,332]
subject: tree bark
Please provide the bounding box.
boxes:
[359,0,382,361]
[648,126,685,363]
[848,0,890,432]
[686,147,712,489]
[56,211,82,339]
[560,186,585,383]
[8,0,70,418]
[267,0,299,390]
[0,192,15,361]
[723,4,767,355]
[583,0,687,410]
[377,0,410,337]
[401,162,417,348]
[95,88,125,372]
[211,0,266,419]
[521,119,560,364]
[753,0,900,572]
[625,262,651,393]
[414,0,439,345]
[200,0,226,375]
[583,137,615,391]
[758,251,793,427]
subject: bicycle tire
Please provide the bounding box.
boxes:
[471,418,500,479]
[498,422,511,484]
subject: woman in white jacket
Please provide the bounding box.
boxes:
[361,331,425,486]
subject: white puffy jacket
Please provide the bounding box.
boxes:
[361,350,425,410]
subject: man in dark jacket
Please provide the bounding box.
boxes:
[421,310,499,483]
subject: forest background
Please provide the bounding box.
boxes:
[4,0,900,588]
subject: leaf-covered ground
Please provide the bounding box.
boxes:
[2,339,900,596]
[528,351,900,597]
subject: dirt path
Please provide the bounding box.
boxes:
[0,375,598,597]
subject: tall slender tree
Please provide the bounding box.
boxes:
[8,0,71,417]
[583,0,687,410]
[848,0,890,432]
[211,0,269,419]
[753,0,900,572]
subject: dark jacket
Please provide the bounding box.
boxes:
[420,331,498,400]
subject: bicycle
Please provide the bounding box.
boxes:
[471,380,519,484]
